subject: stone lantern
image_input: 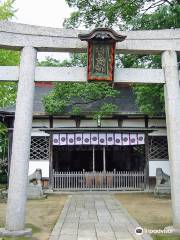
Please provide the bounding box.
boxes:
[78,28,126,82]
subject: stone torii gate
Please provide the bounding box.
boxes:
[0,21,179,236]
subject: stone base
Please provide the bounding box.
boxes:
[164,226,180,235]
[154,184,171,197]
[27,184,44,199]
[0,228,32,237]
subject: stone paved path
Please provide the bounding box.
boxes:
[49,194,152,240]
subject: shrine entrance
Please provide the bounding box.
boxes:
[52,132,146,190]
[53,145,145,173]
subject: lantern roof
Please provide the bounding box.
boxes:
[78,28,126,42]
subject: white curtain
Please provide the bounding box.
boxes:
[91,133,99,145]
[59,133,67,145]
[53,133,145,146]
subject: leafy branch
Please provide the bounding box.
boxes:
[43,82,119,118]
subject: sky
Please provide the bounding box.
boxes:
[12,0,73,61]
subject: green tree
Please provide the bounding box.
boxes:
[0,0,19,107]
[0,0,16,20]
[44,82,118,118]
[39,53,87,67]
[63,0,180,115]
[131,2,179,115]
[63,0,179,29]
[0,0,19,108]
[0,48,19,108]
[42,55,119,118]
[0,0,19,181]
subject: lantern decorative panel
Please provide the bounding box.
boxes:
[78,28,126,82]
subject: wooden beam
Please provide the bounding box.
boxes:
[7,130,13,183]
[0,66,171,84]
[144,133,150,190]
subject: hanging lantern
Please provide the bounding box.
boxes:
[78,28,126,82]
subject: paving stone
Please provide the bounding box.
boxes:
[116,238,134,240]
[78,231,96,237]
[61,229,78,235]
[78,237,97,240]
[62,223,78,228]
[61,223,78,235]
[59,234,77,240]
[96,231,115,238]
[79,223,95,230]
[88,210,97,214]
[111,224,127,232]
[97,236,116,240]
[65,217,79,223]
[79,219,99,224]
[50,194,152,240]
[115,231,134,239]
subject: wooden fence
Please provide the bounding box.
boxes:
[52,170,145,191]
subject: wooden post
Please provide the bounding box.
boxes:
[144,133,149,190]
[92,146,95,172]
[103,146,106,172]
[7,130,13,181]
[49,116,53,190]
[144,115,149,190]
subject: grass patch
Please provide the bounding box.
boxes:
[115,193,175,239]
[26,224,41,234]
[152,235,180,240]
[116,193,172,229]
[0,237,36,240]
[0,194,67,240]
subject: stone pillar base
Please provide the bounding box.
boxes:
[0,228,32,237]
[164,226,180,235]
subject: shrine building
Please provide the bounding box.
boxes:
[0,81,169,191]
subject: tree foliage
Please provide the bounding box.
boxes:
[0,49,19,108]
[0,0,16,20]
[39,53,87,67]
[44,82,118,117]
[64,0,179,29]
[131,2,179,115]
[0,0,19,110]
[0,0,18,179]
[42,55,119,118]
[0,0,19,109]
[132,4,180,30]
[63,0,180,115]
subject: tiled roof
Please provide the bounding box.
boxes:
[0,86,141,115]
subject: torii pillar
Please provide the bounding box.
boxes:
[0,46,37,237]
[162,50,180,230]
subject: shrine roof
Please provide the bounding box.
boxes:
[0,85,142,116]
